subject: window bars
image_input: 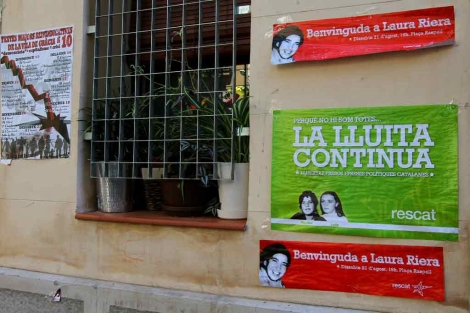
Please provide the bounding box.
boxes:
[91,0,250,179]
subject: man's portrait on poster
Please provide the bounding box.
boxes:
[291,190,326,221]
[259,243,291,288]
[271,25,304,65]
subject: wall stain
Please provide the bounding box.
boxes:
[120,236,149,263]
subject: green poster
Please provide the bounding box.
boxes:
[271,105,458,241]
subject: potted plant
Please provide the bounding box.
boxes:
[126,61,248,217]
[78,107,93,141]
[127,65,218,216]
[79,100,132,213]
[168,71,250,219]
[211,88,250,219]
[90,97,133,213]
[158,90,218,217]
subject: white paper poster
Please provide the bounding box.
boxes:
[1,26,74,160]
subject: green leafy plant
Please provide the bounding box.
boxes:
[111,56,249,177]
[128,27,250,181]
[204,198,221,216]
[77,107,93,134]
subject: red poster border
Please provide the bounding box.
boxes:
[271,6,455,64]
[259,240,444,301]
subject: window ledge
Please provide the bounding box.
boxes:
[75,211,247,231]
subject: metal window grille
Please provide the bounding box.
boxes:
[91,0,250,179]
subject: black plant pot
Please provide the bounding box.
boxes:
[161,180,216,217]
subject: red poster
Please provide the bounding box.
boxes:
[271,6,455,64]
[259,240,444,301]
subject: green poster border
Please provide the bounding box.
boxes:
[270,104,459,241]
[271,223,458,241]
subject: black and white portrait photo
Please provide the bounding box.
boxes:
[271,25,304,65]
[259,243,291,288]
[319,191,348,222]
[291,190,326,221]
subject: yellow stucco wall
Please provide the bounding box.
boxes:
[0,1,468,312]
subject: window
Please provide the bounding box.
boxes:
[91,0,251,180]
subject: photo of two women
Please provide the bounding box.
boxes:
[291,191,348,222]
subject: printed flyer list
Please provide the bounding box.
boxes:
[1,26,73,160]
